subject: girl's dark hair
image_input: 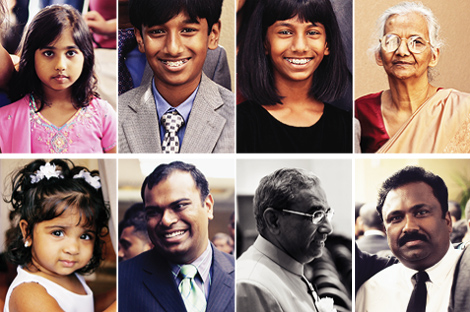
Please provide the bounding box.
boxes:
[5,159,110,275]
[238,0,348,105]
[9,5,98,110]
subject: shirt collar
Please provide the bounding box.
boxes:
[401,243,462,284]
[170,241,213,285]
[152,77,197,122]
[254,235,305,276]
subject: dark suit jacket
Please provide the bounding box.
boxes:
[449,246,470,311]
[119,245,235,312]
[355,243,397,294]
[356,234,390,254]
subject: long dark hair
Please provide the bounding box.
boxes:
[238,0,348,105]
[5,159,110,274]
[9,5,98,110]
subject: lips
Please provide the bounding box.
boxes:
[160,58,190,67]
[60,260,76,268]
[165,230,186,238]
[285,57,313,65]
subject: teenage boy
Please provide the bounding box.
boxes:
[118,0,234,153]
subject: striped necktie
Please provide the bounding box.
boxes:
[178,265,207,312]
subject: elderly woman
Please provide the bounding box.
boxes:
[355,2,470,153]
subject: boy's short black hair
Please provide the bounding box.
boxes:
[129,0,223,35]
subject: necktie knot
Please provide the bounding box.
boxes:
[161,111,184,153]
[180,264,198,279]
[414,270,429,283]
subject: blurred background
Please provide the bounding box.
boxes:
[236,158,352,312]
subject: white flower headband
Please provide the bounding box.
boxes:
[30,163,101,190]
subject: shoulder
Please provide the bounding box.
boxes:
[0,95,29,114]
[9,282,63,311]
[324,103,352,120]
[438,88,470,102]
[119,81,153,108]
[356,91,383,104]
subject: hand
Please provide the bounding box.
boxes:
[83,11,116,36]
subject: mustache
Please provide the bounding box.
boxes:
[398,232,428,247]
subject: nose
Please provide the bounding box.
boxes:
[118,244,124,258]
[319,216,333,235]
[165,32,184,56]
[64,238,79,255]
[160,209,178,227]
[55,54,66,72]
[292,33,308,52]
[403,215,419,233]
[395,38,410,56]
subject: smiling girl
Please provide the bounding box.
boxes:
[0,5,116,153]
[237,0,351,153]
[3,159,113,312]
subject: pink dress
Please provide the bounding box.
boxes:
[0,95,117,153]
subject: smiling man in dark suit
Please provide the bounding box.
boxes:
[119,161,234,312]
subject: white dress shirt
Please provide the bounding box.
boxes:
[356,244,461,312]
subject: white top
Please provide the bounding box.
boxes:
[356,244,461,312]
[4,266,94,312]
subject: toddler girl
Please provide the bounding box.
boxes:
[0,5,116,153]
[3,159,111,311]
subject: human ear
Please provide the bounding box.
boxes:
[324,42,330,56]
[428,47,440,68]
[263,208,281,235]
[375,51,383,66]
[445,211,452,233]
[134,27,145,53]
[204,194,215,220]
[19,220,31,246]
[208,21,221,50]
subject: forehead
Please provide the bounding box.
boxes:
[384,12,429,37]
[271,15,324,29]
[383,182,439,214]
[39,206,92,229]
[144,171,199,203]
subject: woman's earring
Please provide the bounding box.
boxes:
[24,240,30,248]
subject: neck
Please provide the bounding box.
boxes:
[274,76,319,107]
[387,76,437,113]
[154,75,201,107]
[42,87,74,107]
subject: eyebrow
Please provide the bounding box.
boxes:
[145,198,191,210]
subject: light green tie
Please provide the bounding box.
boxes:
[178,264,207,312]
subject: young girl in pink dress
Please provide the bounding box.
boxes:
[0,5,116,153]
[3,159,115,311]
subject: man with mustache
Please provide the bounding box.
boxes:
[356,166,461,312]
[236,168,334,311]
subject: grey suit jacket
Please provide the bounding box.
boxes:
[237,235,318,312]
[118,73,235,153]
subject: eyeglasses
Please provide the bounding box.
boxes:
[281,207,334,225]
[380,34,431,54]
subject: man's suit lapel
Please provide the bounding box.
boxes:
[207,247,235,311]
[141,250,187,312]
[123,82,162,153]
[180,74,226,153]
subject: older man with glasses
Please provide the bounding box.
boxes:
[236,168,334,312]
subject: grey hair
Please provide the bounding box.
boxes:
[369,2,443,80]
[253,168,321,234]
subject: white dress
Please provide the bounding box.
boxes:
[4,266,94,312]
